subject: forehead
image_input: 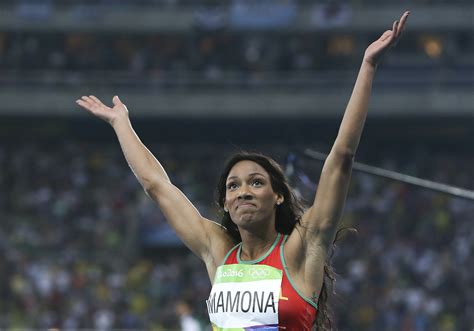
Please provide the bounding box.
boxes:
[227,160,269,179]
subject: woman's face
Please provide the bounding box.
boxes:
[224,160,283,230]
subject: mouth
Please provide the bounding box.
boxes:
[237,203,256,209]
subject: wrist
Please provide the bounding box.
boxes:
[111,114,130,130]
[362,58,378,72]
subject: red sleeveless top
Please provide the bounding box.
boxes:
[222,233,318,330]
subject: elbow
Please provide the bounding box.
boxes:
[333,145,356,160]
[142,180,156,195]
[142,175,168,196]
[331,146,355,172]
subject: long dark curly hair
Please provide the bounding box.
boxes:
[215,151,342,330]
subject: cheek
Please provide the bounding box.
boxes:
[224,194,234,207]
[259,191,277,207]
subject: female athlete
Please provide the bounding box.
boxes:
[76,11,409,330]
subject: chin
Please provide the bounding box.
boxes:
[234,213,257,225]
[237,214,254,223]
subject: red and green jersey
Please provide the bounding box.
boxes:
[207,233,318,330]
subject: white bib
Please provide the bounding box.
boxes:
[207,264,283,330]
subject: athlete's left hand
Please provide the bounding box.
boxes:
[363,11,410,67]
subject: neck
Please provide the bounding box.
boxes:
[239,228,279,261]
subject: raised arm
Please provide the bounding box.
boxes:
[292,12,410,250]
[76,96,234,278]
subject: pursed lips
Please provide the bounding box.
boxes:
[236,202,256,209]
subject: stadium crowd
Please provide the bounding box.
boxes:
[0,0,472,330]
[0,31,470,73]
[0,141,472,330]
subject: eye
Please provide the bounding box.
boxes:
[226,182,238,190]
[251,179,263,187]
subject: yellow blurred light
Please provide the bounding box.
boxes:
[328,36,354,56]
[421,36,443,58]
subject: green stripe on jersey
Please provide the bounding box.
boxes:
[212,327,244,331]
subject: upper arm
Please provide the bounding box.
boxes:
[145,177,235,274]
[301,146,354,248]
[282,149,353,299]
[285,147,354,281]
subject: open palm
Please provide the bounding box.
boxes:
[364,11,410,67]
[76,95,128,126]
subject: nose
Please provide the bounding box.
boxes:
[237,184,253,200]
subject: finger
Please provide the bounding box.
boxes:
[386,20,398,45]
[112,95,123,107]
[397,11,410,38]
[81,96,103,111]
[80,96,95,108]
[394,12,408,39]
[81,95,94,104]
[89,95,103,105]
[380,22,396,45]
[379,30,393,42]
[392,20,399,35]
[393,12,410,45]
[76,99,93,111]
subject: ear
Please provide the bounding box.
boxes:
[223,200,229,213]
[276,194,284,206]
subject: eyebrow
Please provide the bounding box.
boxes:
[226,172,266,181]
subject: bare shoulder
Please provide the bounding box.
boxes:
[283,214,328,301]
[201,218,238,281]
[285,211,328,261]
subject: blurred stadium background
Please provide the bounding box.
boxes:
[0,0,473,330]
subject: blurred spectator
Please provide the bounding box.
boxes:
[176,299,201,331]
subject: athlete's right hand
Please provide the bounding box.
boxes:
[76,95,129,126]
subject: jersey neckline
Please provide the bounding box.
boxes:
[237,233,281,264]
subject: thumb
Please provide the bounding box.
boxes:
[112,95,123,107]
